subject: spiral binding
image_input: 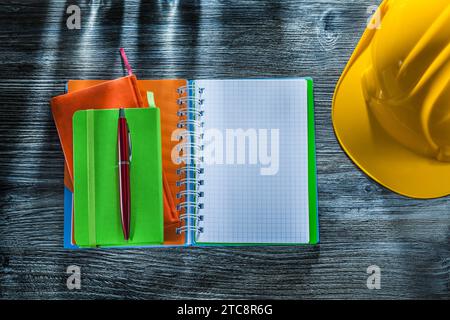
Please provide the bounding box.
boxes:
[175,83,205,238]
[174,131,204,141]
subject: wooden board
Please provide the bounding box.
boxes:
[0,0,448,299]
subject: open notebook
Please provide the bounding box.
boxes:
[189,79,318,245]
[193,79,317,244]
[62,78,318,247]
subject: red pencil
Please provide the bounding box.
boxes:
[118,108,131,240]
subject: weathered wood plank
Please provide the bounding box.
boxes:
[0,0,448,299]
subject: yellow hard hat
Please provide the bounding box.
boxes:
[332,0,450,199]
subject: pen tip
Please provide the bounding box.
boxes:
[119,108,125,118]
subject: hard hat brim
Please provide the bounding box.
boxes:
[332,30,450,199]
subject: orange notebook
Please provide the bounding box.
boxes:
[51,75,144,191]
[67,79,186,245]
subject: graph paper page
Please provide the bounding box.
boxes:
[195,79,310,244]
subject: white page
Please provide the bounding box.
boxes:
[194,79,310,244]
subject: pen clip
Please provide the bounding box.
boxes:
[127,125,132,163]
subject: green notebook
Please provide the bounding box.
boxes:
[73,108,164,247]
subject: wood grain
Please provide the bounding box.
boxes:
[0,0,448,299]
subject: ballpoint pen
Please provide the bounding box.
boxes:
[118,108,132,240]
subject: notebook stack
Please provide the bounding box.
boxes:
[51,56,319,248]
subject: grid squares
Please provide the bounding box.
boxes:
[195,79,310,244]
